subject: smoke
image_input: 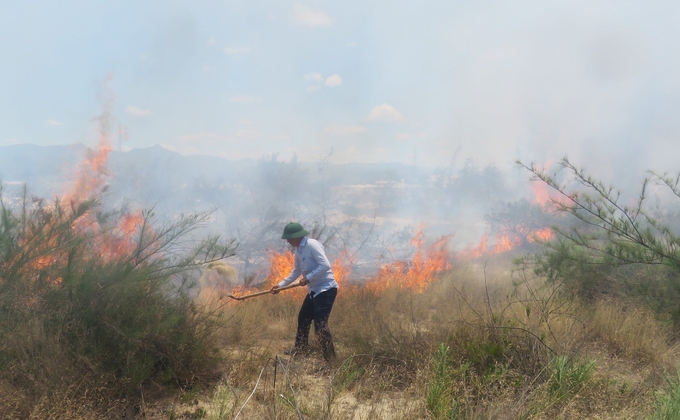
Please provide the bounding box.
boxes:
[63,78,115,205]
[4,1,680,286]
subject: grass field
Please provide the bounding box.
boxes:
[138,255,680,420]
[3,227,680,419]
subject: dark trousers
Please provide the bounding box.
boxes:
[295,287,337,361]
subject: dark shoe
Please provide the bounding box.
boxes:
[322,351,336,363]
[321,342,336,362]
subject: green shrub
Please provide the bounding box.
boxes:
[651,373,680,420]
[426,344,460,420]
[519,158,680,323]
[0,188,236,415]
[547,356,595,402]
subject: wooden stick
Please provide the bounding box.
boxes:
[228,282,304,301]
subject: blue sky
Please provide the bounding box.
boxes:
[2,0,680,177]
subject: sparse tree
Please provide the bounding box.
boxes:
[518,158,680,312]
[518,158,680,269]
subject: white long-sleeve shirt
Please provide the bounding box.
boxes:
[278,236,338,296]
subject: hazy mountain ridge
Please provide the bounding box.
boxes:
[0,143,428,194]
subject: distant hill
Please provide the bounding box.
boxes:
[0,143,429,201]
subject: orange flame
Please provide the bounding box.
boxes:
[529,227,554,242]
[9,85,159,309]
[95,211,145,262]
[462,173,563,258]
[265,250,296,284]
[331,248,353,284]
[465,233,489,259]
[264,231,449,295]
[531,182,552,208]
[367,229,451,293]
[17,92,150,296]
[265,247,351,286]
[64,100,114,205]
[62,92,150,264]
[531,181,571,210]
[462,227,555,258]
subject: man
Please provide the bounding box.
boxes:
[271,222,338,362]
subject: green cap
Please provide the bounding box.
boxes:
[281,222,308,239]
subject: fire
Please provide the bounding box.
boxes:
[264,247,351,285]
[531,182,552,208]
[61,87,150,264]
[63,90,114,206]
[462,227,556,258]
[66,139,112,205]
[262,230,450,294]
[266,250,295,284]
[531,180,571,209]
[14,87,151,298]
[228,246,354,303]
[466,233,489,259]
[34,255,58,270]
[32,255,64,286]
[463,172,563,258]
[529,227,554,242]
[367,229,450,293]
[94,211,145,262]
[331,248,353,284]
[119,212,144,236]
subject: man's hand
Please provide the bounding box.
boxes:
[270,285,280,294]
[300,277,309,286]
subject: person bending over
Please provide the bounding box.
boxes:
[271,222,338,361]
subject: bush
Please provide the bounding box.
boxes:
[519,158,680,322]
[425,344,460,420]
[0,188,236,416]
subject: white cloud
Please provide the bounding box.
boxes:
[47,119,64,126]
[324,74,343,87]
[207,37,216,46]
[240,118,254,125]
[126,106,151,116]
[229,95,261,103]
[224,46,251,55]
[304,72,323,83]
[323,124,368,136]
[304,73,323,92]
[366,104,404,123]
[293,3,331,27]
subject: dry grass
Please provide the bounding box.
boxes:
[588,300,675,365]
[8,256,680,418]
[169,256,680,420]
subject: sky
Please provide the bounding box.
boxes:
[2,0,680,180]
